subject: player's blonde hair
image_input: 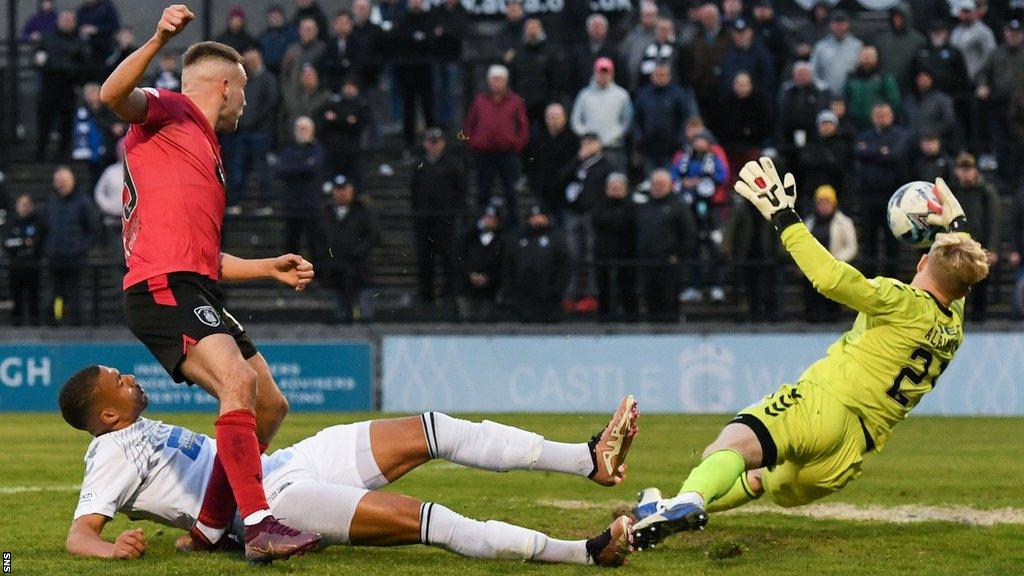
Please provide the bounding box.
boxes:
[927,233,989,299]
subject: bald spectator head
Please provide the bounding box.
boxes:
[58,10,77,33]
[524,18,544,42]
[871,102,894,130]
[650,169,673,198]
[53,166,76,197]
[352,0,371,24]
[587,14,609,42]
[293,116,316,143]
[858,45,879,72]
[545,102,567,134]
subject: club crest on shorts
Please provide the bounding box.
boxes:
[194,305,221,327]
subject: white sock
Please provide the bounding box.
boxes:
[242,509,272,526]
[668,491,706,509]
[195,521,226,543]
[420,502,588,564]
[422,412,591,476]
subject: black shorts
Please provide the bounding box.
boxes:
[123,272,258,383]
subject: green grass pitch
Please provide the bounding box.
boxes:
[2,412,1022,575]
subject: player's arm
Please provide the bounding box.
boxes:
[100,5,194,123]
[733,157,902,315]
[220,252,314,291]
[66,514,147,559]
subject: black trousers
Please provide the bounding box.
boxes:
[415,219,457,303]
[10,266,42,326]
[860,199,900,278]
[395,63,435,149]
[284,216,318,257]
[968,276,990,321]
[36,77,76,160]
[597,262,637,319]
[49,262,83,326]
[642,264,678,322]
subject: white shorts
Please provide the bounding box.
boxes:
[259,421,388,544]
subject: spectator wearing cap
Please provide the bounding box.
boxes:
[523,103,579,223]
[558,133,612,314]
[317,78,370,189]
[777,61,829,171]
[719,72,771,183]
[571,57,633,173]
[411,128,468,306]
[258,5,297,76]
[34,10,87,162]
[843,45,901,129]
[622,1,660,91]
[224,48,278,214]
[464,64,530,229]
[674,130,728,304]
[751,0,788,78]
[592,173,638,319]
[801,185,857,322]
[216,7,257,55]
[2,194,46,327]
[282,64,331,147]
[507,18,565,131]
[568,14,624,96]
[900,68,959,148]
[505,204,571,323]
[636,169,695,322]
[689,4,731,132]
[292,0,329,42]
[951,0,997,83]
[432,0,467,128]
[392,0,439,154]
[854,102,908,278]
[976,19,1024,185]
[875,4,928,95]
[952,152,1000,321]
[720,18,776,106]
[458,202,506,321]
[636,18,692,90]
[811,9,864,98]
[317,175,380,323]
[281,17,327,94]
[798,110,852,206]
[913,131,954,183]
[318,10,355,94]
[634,63,697,174]
[276,116,326,253]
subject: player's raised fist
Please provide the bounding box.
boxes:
[155,4,195,44]
[112,528,147,559]
[272,254,316,291]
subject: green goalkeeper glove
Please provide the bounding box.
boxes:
[733,157,799,230]
[925,177,968,233]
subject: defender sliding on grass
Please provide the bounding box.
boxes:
[631,158,989,548]
[60,366,638,567]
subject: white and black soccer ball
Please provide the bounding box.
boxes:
[887,181,945,248]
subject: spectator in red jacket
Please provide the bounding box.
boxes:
[464,64,530,228]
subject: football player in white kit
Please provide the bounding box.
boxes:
[59,365,638,566]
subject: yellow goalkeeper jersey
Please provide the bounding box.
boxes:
[781,224,964,452]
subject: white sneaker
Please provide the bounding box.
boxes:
[710,286,725,302]
[679,288,703,303]
[225,205,243,216]
[378,163,395,177]
[252,206,274,216]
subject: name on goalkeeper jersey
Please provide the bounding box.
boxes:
[924,325,960,354]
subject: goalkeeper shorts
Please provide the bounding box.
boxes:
[732,381,871,508]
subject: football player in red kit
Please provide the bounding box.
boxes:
[100,4,320,563]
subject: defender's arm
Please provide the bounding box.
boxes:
[67,514,147,559]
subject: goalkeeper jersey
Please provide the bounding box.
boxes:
[781,223,964,452]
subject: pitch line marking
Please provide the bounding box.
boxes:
[0,484,81,495]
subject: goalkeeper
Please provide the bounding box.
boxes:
[631,157,990,548]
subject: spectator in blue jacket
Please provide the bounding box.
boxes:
[276,116,326,256]
[854,102,909,277]
[720,19,775,106]
[258,5,296,76]
[634,64,698,174]
[45,166,97,326]
[674,130,729,304]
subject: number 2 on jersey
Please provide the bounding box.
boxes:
[886,347,949,406]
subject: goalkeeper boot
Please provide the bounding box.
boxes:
[631,499,708,550]
[244,516,321,564]
[633,487,664,522]
[586,515,634,567]
[588,395,639,486]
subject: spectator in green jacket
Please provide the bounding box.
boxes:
[843,45,901,129]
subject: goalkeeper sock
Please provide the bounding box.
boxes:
[420,502,588,564]
[423,412,591,476]
[707,471,762,513]
[677,449,747,506]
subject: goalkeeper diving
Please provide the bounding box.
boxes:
[630,157,990,548]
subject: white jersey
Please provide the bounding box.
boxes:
[73,417,215,530]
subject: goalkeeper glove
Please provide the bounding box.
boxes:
[925,177,968,233]
[733,157,799,230]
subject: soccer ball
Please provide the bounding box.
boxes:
[887,181,945,247]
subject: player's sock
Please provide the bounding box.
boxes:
[214,409,271,526]
[677,449,747,506]
[422,412,591,476]
[196,455,237,540]
[419,502,588,564]
[706,471,761,513]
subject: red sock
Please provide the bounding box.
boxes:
[197,455,237,529]
[214,409,269,519]
[259,442,269,454]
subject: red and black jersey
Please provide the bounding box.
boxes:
[121,88,227,290]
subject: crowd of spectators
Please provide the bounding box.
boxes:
[6,0,1024,324]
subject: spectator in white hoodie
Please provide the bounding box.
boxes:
[92,137,125,256]
[571,57,633,173]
